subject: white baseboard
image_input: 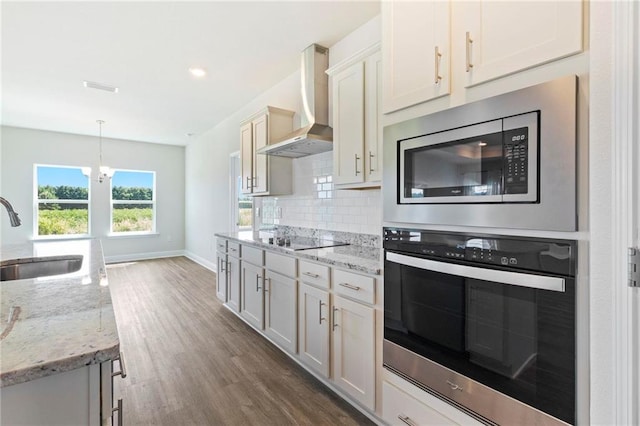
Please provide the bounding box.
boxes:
[184,251,217,272]
[105,250,185,264]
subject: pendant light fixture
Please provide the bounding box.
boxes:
[96,119,114,183]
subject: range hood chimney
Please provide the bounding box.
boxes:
[256,44,332,158]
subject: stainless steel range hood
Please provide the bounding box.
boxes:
[257,44,332,158]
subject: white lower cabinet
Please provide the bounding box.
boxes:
[332,294,376,410]
[264,270,297,353]
[241,261,264,329]
[298,282,331,377]
[227,254,241,313]
[216,252,228,302]
[1,358,126,425]
[383,381,456,426]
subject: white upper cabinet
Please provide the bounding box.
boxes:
[328,46,382,189]
[382,0,450,113]
[456,0,583,87]
[382,0,583,113]
[239,106,294,196]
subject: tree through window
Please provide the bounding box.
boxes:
[35,165,91,237]
[111,170,155,233]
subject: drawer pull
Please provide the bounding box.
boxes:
[339,282,361,291]
[112,398,124,426]
[111,352,127,379]
[303,271,321,279]
[229,247,237,252]
[319,301,326,324]
[332,307,339,331]
[398,414,417,426]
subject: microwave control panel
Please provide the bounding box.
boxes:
[503,127,529,194]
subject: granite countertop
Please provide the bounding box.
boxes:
[0,239,119,387]
[215,231,382,275]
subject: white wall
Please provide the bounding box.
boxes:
[0,126,185,260]
[184,16,381,267]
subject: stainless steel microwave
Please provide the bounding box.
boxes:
[383,75,578,231]
[399,112,538,204]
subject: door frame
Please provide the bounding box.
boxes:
[611,1,639,424]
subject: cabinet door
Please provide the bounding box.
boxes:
[227,255,241,313]
[332,295,375,409]
[241,262,264,329]
[299,283,330,378]
[365,51,382,183]
[240,122,253,194]
[216,253,227,302]
[382,0,450,113]
[332,61,365,186]
[457,1,582,87]
[252,114,269,194]
[264,270,297,353]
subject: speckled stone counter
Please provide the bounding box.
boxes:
[0,239,119,387]
[215,231,382,275]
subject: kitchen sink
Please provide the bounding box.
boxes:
[0,255,83,281]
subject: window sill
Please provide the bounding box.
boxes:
[33,235,92,242]
[106,232,160,239]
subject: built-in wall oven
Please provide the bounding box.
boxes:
[383,75,578,231]
[383,228,577,425]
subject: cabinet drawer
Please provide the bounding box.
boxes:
[265,251,296,277]
[333,269,375,305]
[242,245,263,266]
[299,260,330,289]
[227,241,241,257]
[382,381,455,426]
[216,238,228,253]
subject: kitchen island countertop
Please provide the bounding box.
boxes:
[215,231,381,275]
[0,239,119,387]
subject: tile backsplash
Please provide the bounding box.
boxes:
[260,151,381,235]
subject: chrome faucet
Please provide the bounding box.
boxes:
[0,197,22,227]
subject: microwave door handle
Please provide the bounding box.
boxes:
[385,252,565,292]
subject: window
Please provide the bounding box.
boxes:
[237,176,253,230]
[230,153,252,231]
[110,170,155,234]
[35,165,91,237]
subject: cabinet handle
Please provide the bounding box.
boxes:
[264,277,271,293]
[332,307,339,331]
[219,259,226,274]
[256,274,262,292]
[252,176,257,188]
[246,176,251,189]
[112,398,124,426]
[398,414,417,426]
[226,261,230,275]
[229,247,237,252]
[435,46,443,84]
[339,282,361,291]
[303,271,320,279]
[355,154,361,175]
[111,352,127,379]
[319,301,326,324]
[465,31,474,72]
[368,151,375,173]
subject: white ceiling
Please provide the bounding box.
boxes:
[1,1,380,146]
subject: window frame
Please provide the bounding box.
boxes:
[33,164,92,240]
[109,168,157,235]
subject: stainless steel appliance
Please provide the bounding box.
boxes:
[383,75,578,231]
[383,228,577,425]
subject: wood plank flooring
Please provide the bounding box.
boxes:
[107,257,374,425]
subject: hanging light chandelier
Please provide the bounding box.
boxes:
[96,119,114,183]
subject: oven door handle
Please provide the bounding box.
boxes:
[386,252,565,292]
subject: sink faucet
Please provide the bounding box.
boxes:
[0,197,22,227]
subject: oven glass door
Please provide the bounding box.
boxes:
[384,251,575,424]
[398,112,538,204]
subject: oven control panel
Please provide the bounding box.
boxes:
[384,228,576,276]
[503,127,529,195]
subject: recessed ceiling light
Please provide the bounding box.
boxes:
[189,67,206,78]
[83,81,118,93]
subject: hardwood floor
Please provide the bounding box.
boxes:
[107,257,374,425]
